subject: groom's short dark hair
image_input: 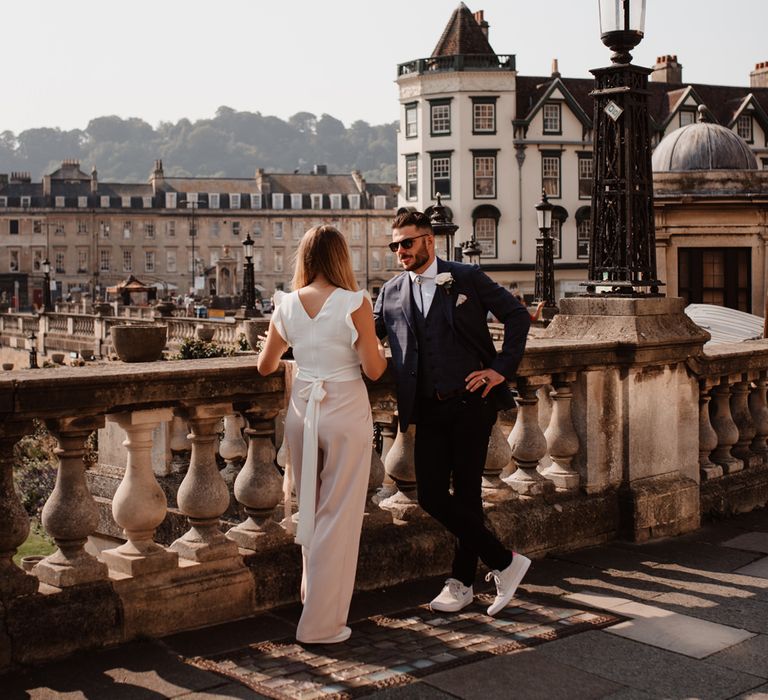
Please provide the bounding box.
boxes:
[392,210,433,232]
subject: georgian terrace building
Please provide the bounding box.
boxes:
[0,159,399,308]
[397,3,768,298]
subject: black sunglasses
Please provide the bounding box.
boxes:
[388,233,430,253]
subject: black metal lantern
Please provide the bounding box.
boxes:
[534,191,557,314]
[461,238,482,266]
[599,0,646,64]
[26,332,38,369]
[240,232,260,317]
[428,194,458,261]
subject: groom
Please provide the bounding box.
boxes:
[373,210,532,616]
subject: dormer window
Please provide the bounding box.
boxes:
[209,193,220,209]
[311,194,323,210]
[373,195,387,210]
[737,114,753,142]
[272,193,284,209]
[20,196,31,208]
[165,192,177,208]
[142,196,152,209]
[291,193,303,209]
[679,110,696,127]
[100,195,111,208]
[543,103,562,134]
[330,194,342,209]
[348,194,361,210]
[121,196,131,208]
[0,197,6,208]
[55,196,65,208]
[78,196,88,208]
[251,194,262,209]
[230,193,241,209]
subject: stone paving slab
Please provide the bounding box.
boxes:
[186,596,620,700]
[736,557,768,579]
[708,633,768,680]
[723,533,768,554]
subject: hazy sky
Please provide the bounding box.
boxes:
[6,0,767,133]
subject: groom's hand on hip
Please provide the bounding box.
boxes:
[465,368,505,398]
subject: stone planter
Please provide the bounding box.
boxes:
[112,324,168,363]
[2,363,13,371]
[154,301,176,318]
[243,320,266,352]
[195,324,215,342]
[51,353,65,365]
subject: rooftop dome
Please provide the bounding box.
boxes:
[652,110,758,172]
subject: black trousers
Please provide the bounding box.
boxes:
[413,391,513,587]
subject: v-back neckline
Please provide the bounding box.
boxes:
[298,287,340,320]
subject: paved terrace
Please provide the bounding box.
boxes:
[5,507,768,699]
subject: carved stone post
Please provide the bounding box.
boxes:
[541,375,581,491]
[730,375,756,467]
[380,424,424,520]
[0,420,38,600]
[698,379,722,480]
[170,404,239,562]
[749,371,768,462]
[482,422,513,501]
[169,415,191,473]
[505,378,555,497]
[219,413,248,487]
[37,416,108,587]
[709,378,743,474]
[227,410,287,548]
[101,409,178,576]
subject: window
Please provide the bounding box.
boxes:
[209,193,220,209]
[430,99,451,136]
[251,194,262,209]
[330,194,342,209]
[272,193,284,209]
[373,195,387,210]
[291,193,303,209]
[101,195,111,208]
[372,250,381,271]
[77,249,88,273]
[99,249,111,272]
[232,221,241,237]
[9,249,19,272]
[274,249,284,272]
[254,250,263,272]
[32,249,43,272]
[763,158,768,171]
[311,194,323,210]
[551,219,562,259]
[166,249,177,272]
[123,221,132,239]
[165,192,177,208]
[542,152,561,198]
[121,196,131,208]
[679,110,696,127]
[578,154,593,199]
[273,221,284,239]
[472,98,496,134]
[431,153,451,199]
[210,249,220,266]
[122,250,133,272]
[145,222,155,239]
[166,221,176,237]
[100,221,110,238]
[737,114,753,142]
[142,196,152,209]
[543,103,562,134]
[385,252,395,269]
[253,223,262,238]
[0,196,6,207]
[9,220,19,235]
[406,155,418,200]
[33,220,42,234]
[210,221,220,237]
[352,249,361,271]
[577,218,591,259]
[293,220,304,240]
[55,251,65,274]
[352,221,362,241]
[679,248,751,312]
[475,218,497,258]
[78,196,88,208]
[405,103,418,138]
[230,193,241,209]
[54,196,65,208]
[20,196,30,208]
[473,152,496,198]
[54,222,65,236]
[77,220,88,235]
[348,194,361,210]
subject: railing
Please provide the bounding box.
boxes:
[397,53,516,77]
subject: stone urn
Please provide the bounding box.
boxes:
[195,324,215,342]
[112,324,168,362]
[154,301,176,318]
[2,363,13,371]
[92,302,113,316]
[50,353,65,365]
[243,320,267,352]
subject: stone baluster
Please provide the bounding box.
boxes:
[380,423,424,520]
[482,422,513,501]
[540,374,580,491]
[274,408,289,473]
[170,404,239,562]
[505,378,555,497]
[698,379,722,480]
[373,416,398,503]
[749,371,768,463]
[709,377,743,474]
[365,447,392,526]
[227,410,287,548]
[730,374,756,467]
[37,416,108,587]
[0,420,38,600]
[101,409,178,576]
[219,413,248,487]
[169,415,191,473]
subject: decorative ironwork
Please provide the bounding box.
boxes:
[429,194,459,261]
[534,191,557,316]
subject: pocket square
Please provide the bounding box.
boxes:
[456,294,468,307]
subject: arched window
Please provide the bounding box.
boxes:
[471,204,500,259]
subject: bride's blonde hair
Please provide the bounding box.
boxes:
[292,225,358,291]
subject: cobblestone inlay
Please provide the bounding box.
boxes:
[187,595,620,699]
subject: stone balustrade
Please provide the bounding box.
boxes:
[2,302,768,669]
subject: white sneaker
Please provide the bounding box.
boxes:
[485,553,531,616]
[430,578,474,612]
[298,626,351,645]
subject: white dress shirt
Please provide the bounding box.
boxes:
[408,258,438,316]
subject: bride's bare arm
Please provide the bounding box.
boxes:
[352,297,387,381]
[256,320,288,376]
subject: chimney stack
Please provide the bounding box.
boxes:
[651,55,683,83]
[751,61,768,88]
[473,10,489,39]
[551,58,560,78]
[90,166,98,193]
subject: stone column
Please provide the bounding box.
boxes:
[0,420,38,600]
[541,375,581,491]
[101,409,178,576]
[505,378,555,497]
[380,424,424,520]
[37,416,108,587]
[698,379,722,480]
[482,422,513,502]
[219,413,247,487]
[227,411,287,548]
[709,378,744,474]
[749,371,768,462]
[730,375,756,467]
[170,404,239,562]
[168,415,191,473]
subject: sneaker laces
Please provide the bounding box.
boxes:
[445,578,465,596]
[484,570,501,588]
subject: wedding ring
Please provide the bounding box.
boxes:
[481,377,489,384]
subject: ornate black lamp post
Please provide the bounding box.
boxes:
[461,237,483,266]
[240,233,261,318]
[534,191,557,317]
[42,258,53,312]
[26,333,38,369]
[585,0,663,296]
[428,194,458,261]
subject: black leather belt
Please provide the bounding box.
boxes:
[434,388,466,401]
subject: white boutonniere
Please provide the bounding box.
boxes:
[435,272,454,294]
[455,293,467,307]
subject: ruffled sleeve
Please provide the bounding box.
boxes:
[270,292,289,344]
[344,289,370,348]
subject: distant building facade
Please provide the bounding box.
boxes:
[0,160,399,307]
[396,4,768,299]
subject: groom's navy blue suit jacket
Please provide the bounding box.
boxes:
[373,258,530,432]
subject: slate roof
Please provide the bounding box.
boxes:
[431,3,495,58]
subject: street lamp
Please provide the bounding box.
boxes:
[240,232,261,318]
[41,257,53,312]
[26,332,38,369]
[428,193,458,261]
[534,190,557,317]
[179,198,200,294]
[461,237,482,266]
[586,0,662,296]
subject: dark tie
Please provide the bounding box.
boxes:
[415,275,425,313]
